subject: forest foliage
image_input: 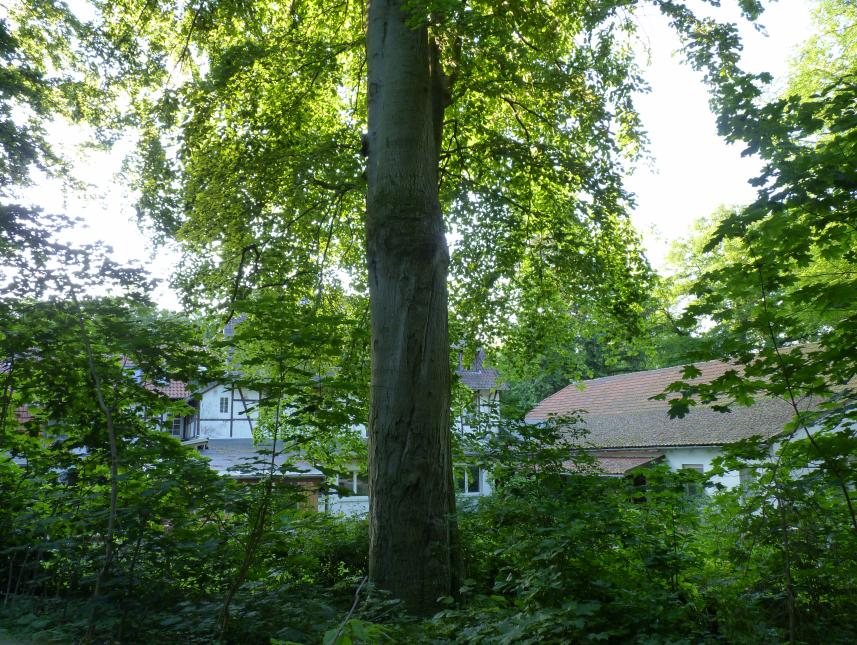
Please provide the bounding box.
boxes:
[1,0,857,643]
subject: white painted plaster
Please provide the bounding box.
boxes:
[661,446,740,490]
[197,386,260,439]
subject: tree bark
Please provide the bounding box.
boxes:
[365,0,458,613]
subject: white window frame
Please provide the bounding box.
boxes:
[456,465,482,495]
[339,472,369,497]
[219,396,230,414]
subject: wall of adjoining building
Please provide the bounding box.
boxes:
[197,385,261,439]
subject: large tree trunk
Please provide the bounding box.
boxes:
[365,0,458,614]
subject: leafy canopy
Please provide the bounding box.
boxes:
[52,0,667,365]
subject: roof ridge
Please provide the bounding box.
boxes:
[572,358,729,387]
[528,358,730,415]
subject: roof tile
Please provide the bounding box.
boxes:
[457,367,506,391]
[527,360,796,448]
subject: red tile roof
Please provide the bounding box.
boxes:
[527,360,796,448]
[562,450,664,475]
[153,380,191,399]
[591,451,665,475]
[529,360,740,418]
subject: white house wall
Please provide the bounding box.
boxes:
[661,446,740,490]
[324,490,494,517]
[325,495,369,516]
[322,387,498,516]
[323,469,492,517]
[197,386,260,439]
[454,388,500,436]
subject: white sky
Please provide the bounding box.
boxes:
[18,1,815,307]
[19,132,182,306]
[628,1,814,270]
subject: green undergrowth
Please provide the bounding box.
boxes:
[3,461,856,644]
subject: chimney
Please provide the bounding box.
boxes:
[472,347,485,371]
[452,341,464,371]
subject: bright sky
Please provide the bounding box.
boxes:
[628,1,814,270]
[18,1,815,307]
[19,132,182,307]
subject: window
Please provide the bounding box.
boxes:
[467,466,481,493]
[681,464,705,496]
[339,472,370,496]
[455,466,481,494]
[219,397,229,414]
[739,467,754,489]
[171,417,182,436]
[355,473,370,496]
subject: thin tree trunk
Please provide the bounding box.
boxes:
[216,383,280,641]
[10,548,30,600]
[365,0,458,613]
[118,532,145,641]
[758,271,857,534]
[775,493,797,645]
[4,555,14,605]
[67,292,121,641]
[0,357,15,439]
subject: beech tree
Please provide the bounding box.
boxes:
[8,0,760,612]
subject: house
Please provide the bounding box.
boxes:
[456,348,505,416]
[453,348,507,498]
[324,348,506,516]
[153,376,261,442]
[204,438,325,505]
[153,342,506,510]
[4,334,312,490]
[189,382,261,440]
[152,379,200,442]
[526,360,796,488]
[149,382,329,503]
